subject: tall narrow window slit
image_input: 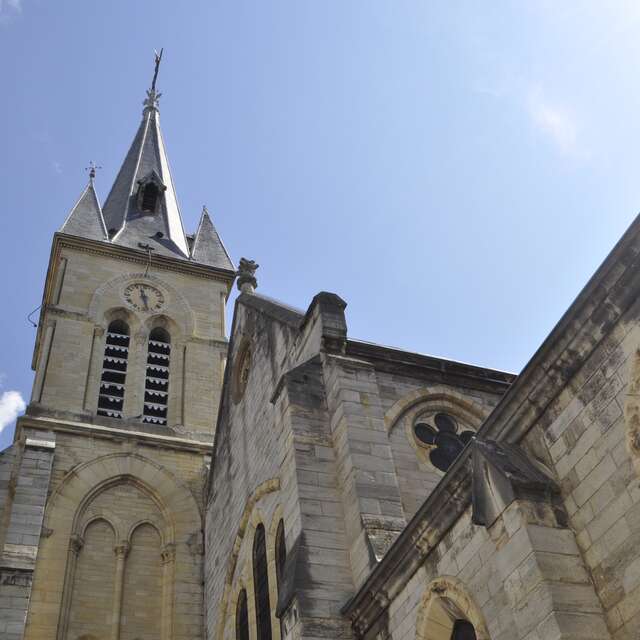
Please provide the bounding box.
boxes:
[253,523,272,640]
[97,320,130,419]
[236,588,249,640]
[143,327,170,425]
[275,519,286,594]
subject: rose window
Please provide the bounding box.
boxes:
[413,413,474,472]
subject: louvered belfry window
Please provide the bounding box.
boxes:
[236,588,249,640]
[143,327,170,425]
[97,320,130,419]
[253,524,272,640]
[141,182,159,213]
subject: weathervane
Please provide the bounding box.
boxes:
[151,48,163,92]
[143,48,164,112]
[85,161,102,182]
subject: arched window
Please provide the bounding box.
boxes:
[252,524,272,640]
[143,327,170,425]
[97,320,129,419]
[236,589,249,640]
[141,182,159,213]
[451,620,477,640]
[418,578,488,640]
[275,519,286,594]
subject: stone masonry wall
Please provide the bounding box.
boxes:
[205,302,302,640]
[542,306,640,638]
[384,499,608,640]
[370,292,640,640]
[21,424,208,640]
[0,431,55,640]
[34,243,229,434]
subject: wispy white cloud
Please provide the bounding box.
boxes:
[0,390,26,435]
[0,0,22,25]
[526,86,578,156]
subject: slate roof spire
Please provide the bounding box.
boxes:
[190,206,234,270]
[101,50,190,259]
[59,167,108,241]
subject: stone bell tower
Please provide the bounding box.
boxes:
[0,55,235,640]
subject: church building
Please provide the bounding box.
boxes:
[2,63,640,640]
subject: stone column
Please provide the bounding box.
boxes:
[161,543,176,640]
[124,330,147,419]
[56,534,84,640]
[111,542,130,640]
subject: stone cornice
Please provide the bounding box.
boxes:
[343,213,640,636]
[55,233,236,284]
[346,340,515,395]
[16,414,213,455]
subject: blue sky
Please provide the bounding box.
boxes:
[1,1,639,447]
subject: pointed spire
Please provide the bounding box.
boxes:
[190,206,234,270]
[101,50,190,259]
[59,170,108,241]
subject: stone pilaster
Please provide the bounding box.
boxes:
[0,430,55,640]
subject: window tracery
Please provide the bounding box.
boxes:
[413,412,474,472]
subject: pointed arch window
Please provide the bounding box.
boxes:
[97,320,130,419]
[275,519,286,594]
[253,523,272,640]
[143,328,170,425]
[451,620,477,640]
[236,589,249,640]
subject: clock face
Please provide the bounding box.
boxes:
[123,283,165,312]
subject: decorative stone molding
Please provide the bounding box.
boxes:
[237,257,259,293]
[416,576,491,640]
[384,388,486,435]
[161,543,176,564]
[69,534,84,555]
[470,438,560,528]
[0,568,33,587]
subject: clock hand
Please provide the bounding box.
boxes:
[140,289,149,310]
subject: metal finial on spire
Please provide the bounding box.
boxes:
[143,48,164,113]
[151,48,163,92]
[85,161,102,183]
